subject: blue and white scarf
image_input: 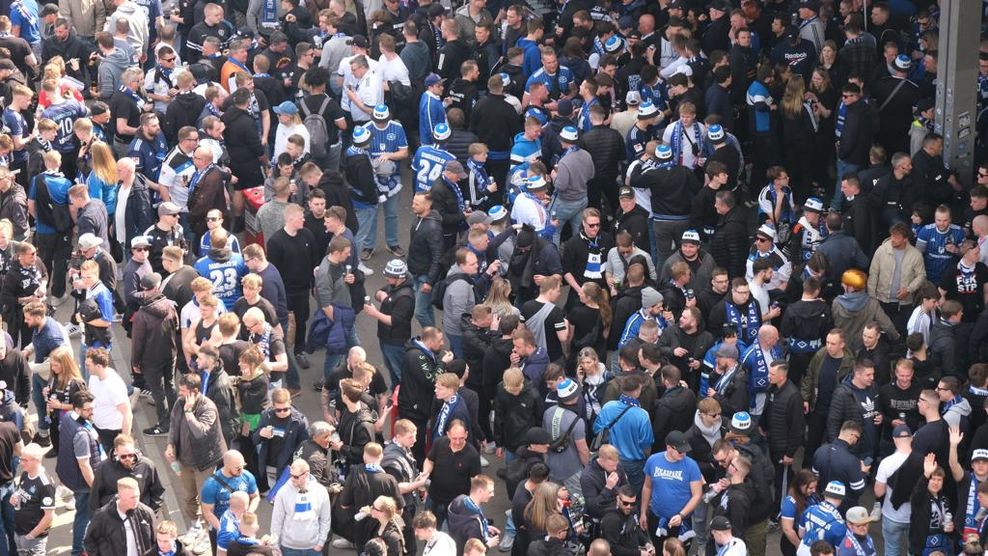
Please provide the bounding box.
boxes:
[835,101,847,138]
[669,119,704,167]
[365,463,384,473]
[618,394,640,408]
[963,472,982,534]
[188,163,213,198]
[465,158,493,207]
[744,343,781,400]
[119,85,146,111]
[843,532,876,556]
[462,495,491,541]
[261,0,278,26]
[725,300,760,344]
[433,394,464,440]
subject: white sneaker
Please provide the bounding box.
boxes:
[358,263,375,276]
[64,323,81,338]
[870,502,881,520]
[480,455,490,467]
[484,441,497,454]
[56,485,74,501]
[331,538,354,549]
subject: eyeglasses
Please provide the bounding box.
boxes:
[291,471,309,479]
[207,217,221,222]
[585,222,601,229]
[618,499,636,506]
[132,247,148,252]
[979,172,988,178]
[274,407,292,413]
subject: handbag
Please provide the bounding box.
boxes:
[590,403,634,452]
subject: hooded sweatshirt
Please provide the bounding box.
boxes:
[270,478,332,550]
[446,494,491,554]
[105,2,148,54]
[942,395,972,431]
[832,290,899,352]
[130,293,178,370]
[97,48,134,100]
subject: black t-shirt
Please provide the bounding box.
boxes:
[266,228,319,293]
[13,471,56,536]
[299,93,346,145]
[426,436,481,504]
[218,339,249,377]
[567,303,602,353]
[233,297,279,336]
[326,364,388,399]
[520,300,567,362]
[0,421,18,482]
[109,90,142,141]
[939,262,988,323]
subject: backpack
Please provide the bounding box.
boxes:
[300,95,332,159]
[431,272,471,311]
[33,174,73,233]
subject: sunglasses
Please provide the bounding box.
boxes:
[207,217,221,222]
[274,407,292,413]
[118,453,138,460]
[585,222,601,229]
[291,471,309,479]
[755,237,770,243]
[979,172,988,178]
[132,246,148,252]
[161,57,176,62]
[618,499,636,506]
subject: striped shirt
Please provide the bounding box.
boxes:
[158,147,196,211]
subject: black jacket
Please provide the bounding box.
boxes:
[614,205,651,251]
[343,147,377,205]
[222,106,266,186]
[629,163,699,218]
[164,92,207,143]
[202,365,238,446]
[712,481,755,537]
[399,337,444,422]
[760,380,805,458]
[337,405,376,465]
[407,209,444,284]
[318,171,358,232]
[600,507,649,556]
[84,499,156,556]
[130,293,178,371]
[909,475,955,556]
[838,100,874,166]
[710,366,749,417]
[377,280,414,345]
[462,314,495,390]
[493,380,543,452]
[708,207,748,279]
[581,125,625,193]
[684,421,723,484]
[929,318,958,377]
[581,457,629,520]
[447,494,491,554]
[429,177,468,236]
[436,39,471,81]
[652,386,697,452]
[811,438,866,508]
[470,94,522,153]
[90,455,166,511]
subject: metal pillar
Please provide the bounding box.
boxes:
[934,0,981,186]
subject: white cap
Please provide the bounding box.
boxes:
[559,125,579,143]
[638,101,659,119]
[78,233,101,250]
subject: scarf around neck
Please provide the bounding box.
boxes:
[693,410,721,447]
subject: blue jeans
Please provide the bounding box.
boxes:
[0,482,14,556]
[380,342,406,388]
[31,374,49,431]
[72,490,91,556]
[551,197,588,244]
[621,459,645,496]
[413,274,435,328]
[355,195,400,250]
[832,160,860,210]
[280,548,320,556]
[323,326,360,383]
[447,334,463,358]
[881,518,910,556]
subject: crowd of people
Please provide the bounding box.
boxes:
[0,0,985,555]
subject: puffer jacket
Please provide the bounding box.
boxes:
[90,453,165,511]
[493,380,543,452]
[202,364,238,446]
[398,338,444,422]
[709,206,749,279]
[826,379,878,452]
[407,209,444,285]
[867,238,926,304]
[652,386,697,452]
[928,318,959,377]
[122,175,154,248]
[761,379,804,459]
[581,125,626,194]
[831,291,899,352]
[222,106,266,187]
[130,293,178,371]
[84,499,156,556]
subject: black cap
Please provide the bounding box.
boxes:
[526,427,552,445]
[350,35,369,49]
[666,431,691,452]
[710,516,732,531]
[427,3,445,17]
[618,186,634,198]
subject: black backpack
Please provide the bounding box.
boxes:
[33,175,73,233]
[431,272,471,310]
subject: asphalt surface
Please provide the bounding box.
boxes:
[32,181,882,555]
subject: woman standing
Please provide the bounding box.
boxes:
[806,67,838,194]
[779,469,820,556]
[576,347,609,428]
[910,453,955,556]
[486,278,521,319]
[515,482,561,556]
[86,142,119,217]
[780,76,818,204]
[366,495,406,556]
[567,282,611,365]
[817,41,840,86]
[44,346,86,453]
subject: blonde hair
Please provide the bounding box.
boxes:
[50,346,83,389]
[502,367,524,392]
[524,482,561,534]
[0,219,12,240]
[90,141,117,186]
[781,75,807,119]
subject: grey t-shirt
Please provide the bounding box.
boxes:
[543,405,586,481]
[315,258,351,309]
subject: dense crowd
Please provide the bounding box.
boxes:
[0,0,986,555]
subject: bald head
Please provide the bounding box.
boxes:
[229,490,249,512]
[758,325,779,345]
[974,215,988,237]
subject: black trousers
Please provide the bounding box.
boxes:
[34,231,72,298]
[802,409,827,469]
[143,360,176,428]
[286,290,310,354]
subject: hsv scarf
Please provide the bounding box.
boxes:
[725,300,761,344]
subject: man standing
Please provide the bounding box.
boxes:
[89,434,164,511]
[739,325,783,421]
[270,459,332,555]
[868,222,926,334]
[144,202,188,276]
[760,361,804,506]
[544,379,590,498]
[873,424,913,556]
[594,375,653,493]
[827,359,882,463]
[26,151,72,304]
[9,443,53,556]
[551,126,594,242]
[407,192,444,327]
[363,259,415,387]
[811,421,866,511]
[131,273,178,436]
[266,204,319,373]
[834,84,874,207]
[55,390,105,556]
[400,327,452,463]
[85,348,131,453]
[186,147,227,244]
[84,477,155,556]
[200,450,259,552]
[640,431,703,549]
[561,208,613,307]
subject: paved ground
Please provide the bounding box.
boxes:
[33,181,883,555]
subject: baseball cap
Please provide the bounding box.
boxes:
[427,3,445,16]
[892,424,912,439]
[710,516,732,531]
[158,202,181,216]
[972,449,988,462]
[681,229,701,244]
[425,72,444,87]
[709,0,732,12]
[665,430,691,452]
[845,506,876,525]
[824,481,846,498]
[444,160,467,179]
[799,0,821,12]
[618,186,634,198]
[525,427,552,445]
[384,259,408,277]
[756,223,776,240]
[625,90,642,105]
[349,34,369,49]
[130,236,151,249]
[90,102,110,116]
[272,100,298,115]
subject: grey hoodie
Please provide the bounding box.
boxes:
[270,477,332,549]
[943,396,972,430]
[98,48,135,100]
[104,2,148,54]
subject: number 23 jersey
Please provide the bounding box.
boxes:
[194,251,248,308]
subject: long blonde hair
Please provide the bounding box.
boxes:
[50,346,83,389]
[90,141,118,186]
[524,482,560,534]
[781,75,807,119]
